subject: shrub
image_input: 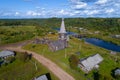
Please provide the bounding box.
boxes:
[69,54,79,70]
[18,52,32,62]
[5,56,15,63]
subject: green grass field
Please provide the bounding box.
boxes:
[23,35,120,80]
[0,52,58,80]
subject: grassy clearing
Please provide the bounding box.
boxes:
[0,52,58,80]
[23,35,120,80]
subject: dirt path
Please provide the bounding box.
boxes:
[0,45,75,80]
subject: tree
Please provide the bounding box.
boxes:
[93,70,100,80]
[69,54,79,70]
[18,52,31,62]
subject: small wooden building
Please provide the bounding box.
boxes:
[0,50,15,59]
[78,54,103,73]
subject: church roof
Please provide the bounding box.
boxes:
[59,18,66,33]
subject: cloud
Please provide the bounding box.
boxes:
[58,9,69,15]
[26,10,44,16]
[73,2,87,9]
[0,0,120,18]
[105,8,114,13]
[85,10,99,15]
[15,12,20,15]
[95,0,108,5]
[70,0,87,9]
[68,0,120,17]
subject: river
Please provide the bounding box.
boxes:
[84,38,120,52]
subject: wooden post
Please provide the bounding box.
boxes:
[79,44,81,50]
[42,48,45,56]
[65,48,66,58]
[35,61,38,71]
[0,38,1,44]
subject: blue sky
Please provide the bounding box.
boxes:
[0,0,120,18]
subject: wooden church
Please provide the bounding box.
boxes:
[48,18,69,51]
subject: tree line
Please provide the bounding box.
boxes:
[0,18,120,33]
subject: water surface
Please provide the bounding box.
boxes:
[85,38,120,52]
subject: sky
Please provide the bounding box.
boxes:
[0,0,120,18]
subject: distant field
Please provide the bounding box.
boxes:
[0,52,58,80]
[0,26,36,44]
[23,35,120,80]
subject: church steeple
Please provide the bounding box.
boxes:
[59,18,66,34]
[59,18,67,41]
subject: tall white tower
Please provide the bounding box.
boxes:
[59,18,67,41]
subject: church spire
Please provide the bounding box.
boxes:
[59,18,66,33]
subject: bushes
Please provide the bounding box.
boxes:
[111,68,120,80]
[69,54,79,70]
[18,52,32,62]
[0,57,15,66]
[5,56,15,63]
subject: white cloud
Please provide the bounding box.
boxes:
[74,11,80,14]
[58,9,70,15]
[84,10,99,15]
[114,3,120,7]
[68,0,120,17]
[70,0,87,9]
[0,0,120,18]
[89,10,99,15]
[73,2,87,9]
[95,0,108,4]
[15,12,19,15]
[105,8,114,13]
[26,11,41,16]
